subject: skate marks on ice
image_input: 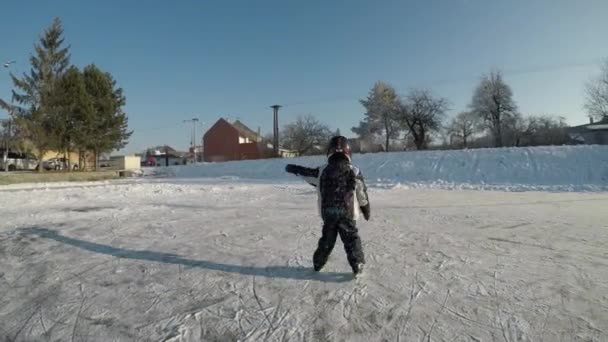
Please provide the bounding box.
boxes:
[16,227,353,283]
[1,228,348,341]
[1,184,608,341]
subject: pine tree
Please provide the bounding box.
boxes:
[83,64,132,170]
[50,66,93,171]
[10,17,71,171]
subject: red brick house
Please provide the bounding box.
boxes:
[203,118,273,162]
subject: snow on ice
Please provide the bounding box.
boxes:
[0,146,607,341]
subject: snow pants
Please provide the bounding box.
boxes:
[313,219,364,272]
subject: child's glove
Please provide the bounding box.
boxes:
[285,164,299,175]
[361,204,370,221]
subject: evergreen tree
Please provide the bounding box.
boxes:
[50,66,93,171]
[83,64,132,170]
[10,17,71,171]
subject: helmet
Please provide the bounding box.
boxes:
[327,136,352,161]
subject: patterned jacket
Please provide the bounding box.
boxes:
[286,158,370,222]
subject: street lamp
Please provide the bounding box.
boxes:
[183,118,200,162]
[2,60,16,172]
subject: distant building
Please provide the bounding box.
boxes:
[103,155,141,170]
[203,118,273,162]
[567,118,608,145]
[187,145,204,162]
[144,145,187,166]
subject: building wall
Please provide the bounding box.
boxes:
[237,142,262,160]
[203,119,241,162]
[152,156,184,167]
[106,156,142,170]
[203,119,273,162]
[587,131,608,144]
[279,149,299,158]
[122,156,141,170]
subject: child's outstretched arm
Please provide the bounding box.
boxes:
[285,164,320,187]
[355,171,371,220]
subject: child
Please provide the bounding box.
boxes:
[285,136,370,276]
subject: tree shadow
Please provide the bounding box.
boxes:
[18,227,353,283]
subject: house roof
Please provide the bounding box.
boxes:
[588,124,608,130]
[568,122,608,132]
[231,120,262,142]
[206,118,263,142]
[145,145,186,158]
[147,145,178,153]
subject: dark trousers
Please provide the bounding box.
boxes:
[313,219,364,272]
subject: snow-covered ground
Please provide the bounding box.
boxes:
[1,176,608,341]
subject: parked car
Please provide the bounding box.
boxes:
[42,157,79,171]
[0,152,39,171]
[99,160,112,168]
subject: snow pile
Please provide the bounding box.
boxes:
[143,145,608,191]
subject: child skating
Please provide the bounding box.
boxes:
[285,136,371,277]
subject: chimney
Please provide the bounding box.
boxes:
[257,127,261,142]
[590,117,594,124]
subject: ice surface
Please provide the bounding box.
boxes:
[1,176,607,341]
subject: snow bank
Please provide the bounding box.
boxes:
[143,145,608,191]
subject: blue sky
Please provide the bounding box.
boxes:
[1,0,608,153]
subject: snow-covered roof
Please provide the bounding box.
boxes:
[587,124,608,130]
[231,120,262,142]
[567,122,608,132]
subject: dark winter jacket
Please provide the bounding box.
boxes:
[285,155,370,222]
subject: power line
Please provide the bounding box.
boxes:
[282,58,604,108]
[125,57,608,139]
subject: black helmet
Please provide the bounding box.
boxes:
[327,136,352,161]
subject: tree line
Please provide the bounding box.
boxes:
[280,60,608,154]
[353,63,608,152]
[0,18,131,171]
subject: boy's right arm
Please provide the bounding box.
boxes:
[285,164,320,187]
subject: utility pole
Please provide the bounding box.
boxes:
[271,105,281,157]
[164,145,169,167]
[183,118,199,162]
[198,121,205,162]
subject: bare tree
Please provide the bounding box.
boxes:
[470,70,517,147]
[357,81,401,151]
[398,89,448,150]
[447,111,479,148]
[505,114,569,146]
[585,60,608,122]
[503,113,532,147]
[281,115,332,156]
[533,115,569,145]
